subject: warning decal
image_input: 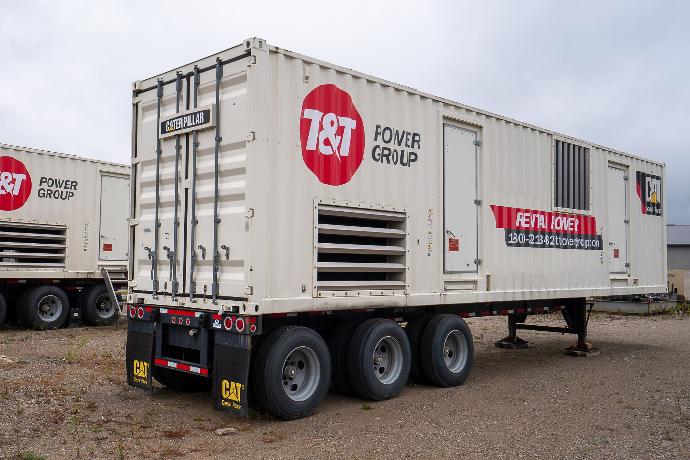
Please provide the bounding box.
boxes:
[491,205,603,250]
[636,171,662,216]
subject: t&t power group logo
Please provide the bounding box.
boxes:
[300,84,365,186]
[0,156,32,211]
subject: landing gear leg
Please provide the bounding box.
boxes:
[564,300,600,357]
[495,313,529,349]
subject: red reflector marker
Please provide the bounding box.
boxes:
[223,317,233,331]
[235,317,245,332]
[137,307,145,319]
[129,306,136,318]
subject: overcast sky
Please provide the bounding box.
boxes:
[1,0,688,222]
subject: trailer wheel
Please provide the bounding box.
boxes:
[0,292,7,327]
[328,319,364,396]
[347,319,411,401]
[153,367,211,393]
[420,315,474,387]
[253,326,331,420]
[404,314,434,384]
[83,285,118,326]
[22,286,70,330]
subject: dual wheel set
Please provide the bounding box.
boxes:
[0,284,117,329]
[252,314,474,420]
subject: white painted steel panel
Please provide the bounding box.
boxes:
[128,38,666,315]
[607,166,627,274]
[443,125,478,272]
[0,144,129,279]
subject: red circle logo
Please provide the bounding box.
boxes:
[0,156,32,211]
[300,84,365,186]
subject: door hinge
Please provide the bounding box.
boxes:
[473,199,481,205]
[623,175,629,181]
[474,258,481,265]
[473,139,482,147]
[624,219,629,224]
[625,262,630,268]
[246,131,256,141]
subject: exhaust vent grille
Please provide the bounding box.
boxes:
[0,221,67,267]
[315,204,407,294]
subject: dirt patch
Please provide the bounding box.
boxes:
[1,314,689,459]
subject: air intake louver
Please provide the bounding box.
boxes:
[315,204,407,294]
[0,221,67,267]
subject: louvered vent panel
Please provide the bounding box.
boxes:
[0,221,67,267]
[316,204,407,293]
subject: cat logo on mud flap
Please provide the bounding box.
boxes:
[133,360,149,383]
[221,380,244,409]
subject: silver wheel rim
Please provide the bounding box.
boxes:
[282,346,321,402]
[95,294,114,319]
[443,329,468,374]
[37,295,62,322]
[372,336,403,385]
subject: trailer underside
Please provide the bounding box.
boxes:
[125,296,597,420]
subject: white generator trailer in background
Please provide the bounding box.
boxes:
[125,38,666,420]
[0,144,130,329]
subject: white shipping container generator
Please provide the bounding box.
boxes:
[0,144,130,329]
[125,38,666,420]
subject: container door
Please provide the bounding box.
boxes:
[99,175,129,260]
[607,165,628,274]
[443,124,478,273]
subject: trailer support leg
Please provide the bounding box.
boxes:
[564,300,599,357]
[495,313,529,349]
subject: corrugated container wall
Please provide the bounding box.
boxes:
[0,144,130,279]
[129,38,666,315]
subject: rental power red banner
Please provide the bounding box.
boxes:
[490,205,603,250]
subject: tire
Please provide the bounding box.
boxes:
[82,284,118,326]
[22,286,70,330]
[347,319,411,401]
[253,326,331,420]
[153,367,211,392]
[420,315,474,387]
[328,319,365,396]
[404,314,434,384]
[0,292,7,327]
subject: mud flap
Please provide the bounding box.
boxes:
[126,319,155,391]
[212,331,251,417]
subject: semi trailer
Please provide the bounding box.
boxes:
[125,38,666,420]
[0,144,130,329]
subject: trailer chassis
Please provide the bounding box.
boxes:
[125,297,598,419]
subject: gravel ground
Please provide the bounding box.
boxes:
[1,313,689,459]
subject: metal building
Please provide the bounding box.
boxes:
[667,225,690,270]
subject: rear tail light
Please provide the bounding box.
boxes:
[223,317,233,331]
[137,307,145,319]
[129,306,136,318]
[235,317,245,332]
